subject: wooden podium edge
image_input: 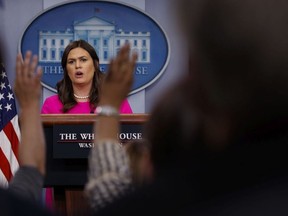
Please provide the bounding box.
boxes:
[41,113,150,125]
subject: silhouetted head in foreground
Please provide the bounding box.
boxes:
[179,0,288,143]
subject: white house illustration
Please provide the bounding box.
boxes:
[38,16,151,64]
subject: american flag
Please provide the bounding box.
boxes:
[0,63,20,187]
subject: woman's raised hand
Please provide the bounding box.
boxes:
[99,44,138,109]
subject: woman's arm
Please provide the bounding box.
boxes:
[96,43,137,141]
[85,44,137,212]
[8,51,45,201]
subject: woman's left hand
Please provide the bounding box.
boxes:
[100,44,138,109]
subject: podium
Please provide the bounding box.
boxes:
[42,114,148,216]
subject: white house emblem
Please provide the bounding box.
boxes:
[19,1,170,95]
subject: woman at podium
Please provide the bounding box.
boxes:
[41,39,132,114]
[41,40,133,210]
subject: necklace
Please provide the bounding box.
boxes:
[73,94,89,99]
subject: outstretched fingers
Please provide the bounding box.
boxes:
[108,43,138,83]
[14,51,42,105]
[100,44,138,108]
[17,51,42,81]
[16,51,40,80]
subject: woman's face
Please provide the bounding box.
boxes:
[66,47,97,87]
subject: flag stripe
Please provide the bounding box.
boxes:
[0,169,9,187]
[11,115,21,142]
[3,119,19,160]
[0,130,19,175]
[0,148,13,181]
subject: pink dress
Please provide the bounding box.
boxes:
[41,95,132,209]
[41,95,133,114]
